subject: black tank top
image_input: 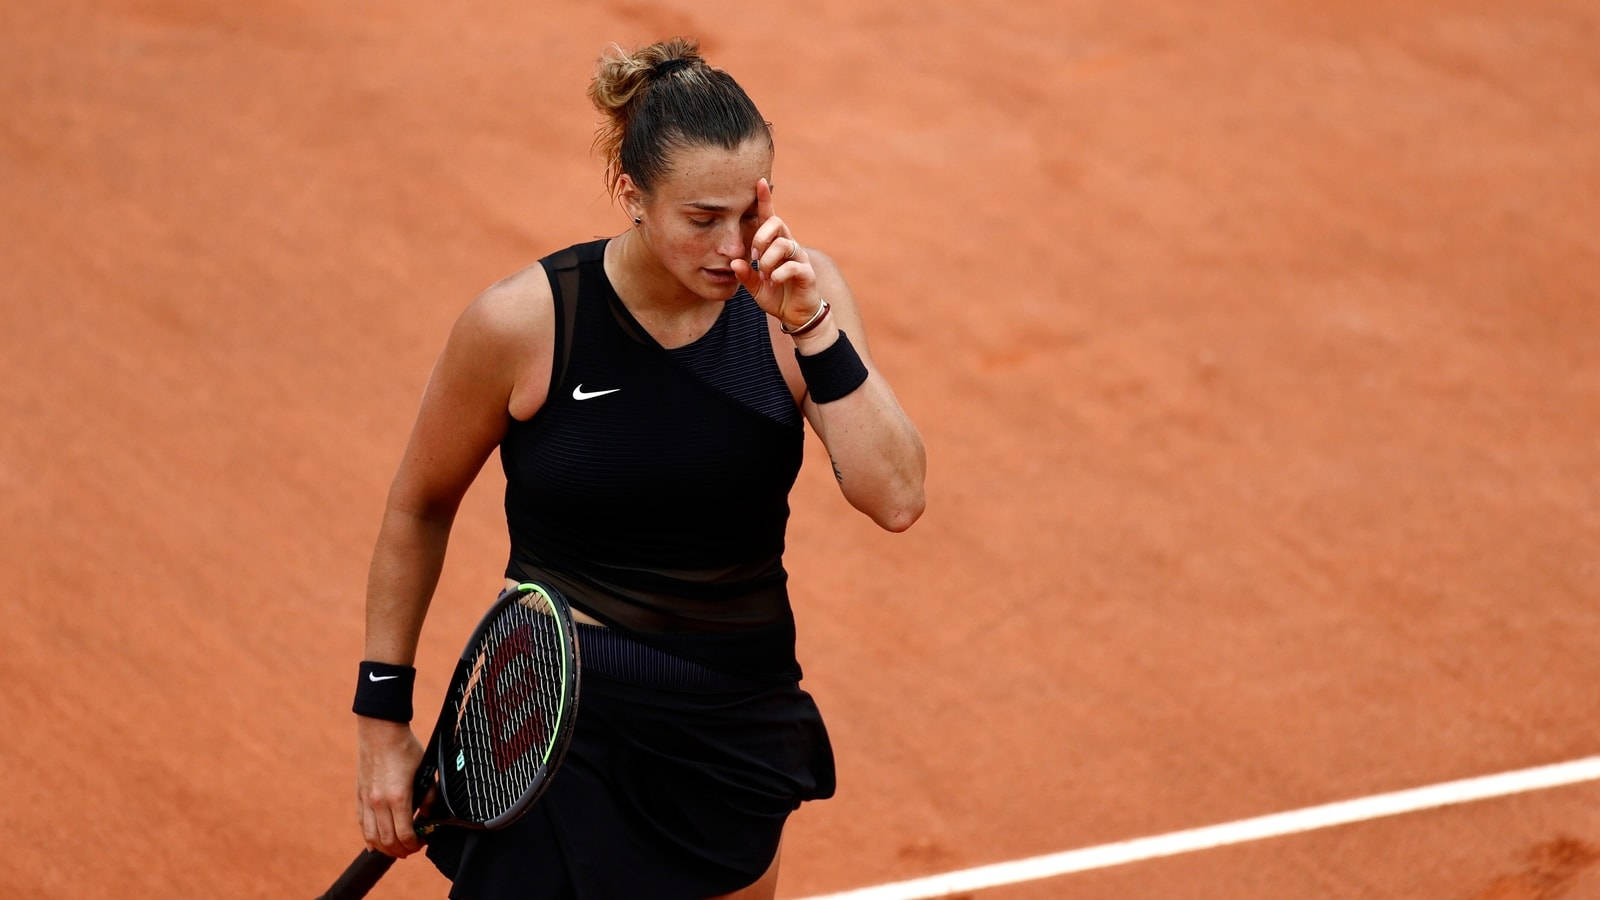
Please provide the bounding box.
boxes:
[501,240,806,679]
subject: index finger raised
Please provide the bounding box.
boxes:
[756,177,775,221]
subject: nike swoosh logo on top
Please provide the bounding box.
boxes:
[367,673,401,683]
[573,384,621,400]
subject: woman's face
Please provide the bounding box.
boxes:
[628,136,773,300]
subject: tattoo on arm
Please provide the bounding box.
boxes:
[831,457,843,483]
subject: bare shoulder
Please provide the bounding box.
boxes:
[803,247,849,293]
[467,260,554,340]
[803,247,864,319]
[448,260,556,420]
[802,246,875,351]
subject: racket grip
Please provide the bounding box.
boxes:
[315,848,397,900]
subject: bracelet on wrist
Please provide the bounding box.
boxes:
[781,298,831,336]
[352,660,416,723]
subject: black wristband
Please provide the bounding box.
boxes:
[796,330,869,403]
[352,660,416,723]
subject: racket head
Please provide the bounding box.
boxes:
[423,581,581,832]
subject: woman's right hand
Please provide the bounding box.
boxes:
[356,716,426,857]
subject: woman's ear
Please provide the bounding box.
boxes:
[618,174,645,225]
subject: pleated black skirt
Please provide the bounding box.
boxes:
[426,624,836,899]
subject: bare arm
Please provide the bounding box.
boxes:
[364,275,549,662]
[790,252,926,532]
[357,269,552,858]
[730,178,925,532]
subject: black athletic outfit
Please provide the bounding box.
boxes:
[426,240,836,898]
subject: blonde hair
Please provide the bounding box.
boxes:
[588,38,769,198]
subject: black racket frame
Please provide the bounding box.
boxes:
[315,581,581,900]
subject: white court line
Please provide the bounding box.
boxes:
[799,755,1600,900]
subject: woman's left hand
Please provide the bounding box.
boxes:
[731,178,824,331]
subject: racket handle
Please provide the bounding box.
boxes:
[315,848,397,900]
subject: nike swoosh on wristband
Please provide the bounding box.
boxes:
[367,673,401,682]
[573,384,621,400]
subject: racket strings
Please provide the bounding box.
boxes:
[445,601,571,825]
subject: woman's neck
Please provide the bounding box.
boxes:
[603,230,724,349]
[605,230,694,311]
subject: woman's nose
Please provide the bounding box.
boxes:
[720,224,748,261]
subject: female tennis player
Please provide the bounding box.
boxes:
[349,37,926,899]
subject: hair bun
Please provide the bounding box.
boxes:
[588,38,767,198]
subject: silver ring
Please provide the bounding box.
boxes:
[787,237,798,259]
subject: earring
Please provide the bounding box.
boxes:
[633,216,642,225]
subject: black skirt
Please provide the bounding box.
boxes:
[426,624,836,899]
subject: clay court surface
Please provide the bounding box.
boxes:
[4,1,1599,897]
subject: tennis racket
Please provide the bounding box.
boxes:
[317,581,581,900]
